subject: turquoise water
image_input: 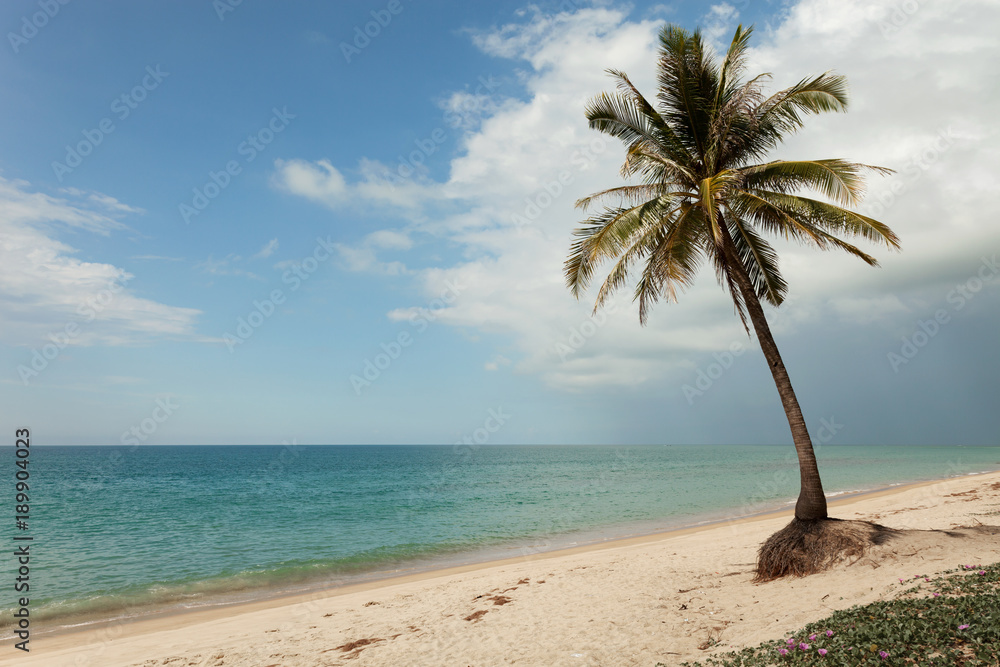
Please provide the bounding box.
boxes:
[2,444,998,631]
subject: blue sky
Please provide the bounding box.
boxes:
[2,0,998,446]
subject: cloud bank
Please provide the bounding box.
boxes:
[276,0,1000,391]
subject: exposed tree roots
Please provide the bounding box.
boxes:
[754,518,900,582]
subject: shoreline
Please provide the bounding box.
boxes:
[7,467,999,662]
[10,445,998,640]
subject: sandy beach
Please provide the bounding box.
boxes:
[5,470,999,667]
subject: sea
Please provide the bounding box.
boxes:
[2,444,998,634]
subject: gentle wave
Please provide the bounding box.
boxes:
[0,539,490,631]
[2,444,997,633]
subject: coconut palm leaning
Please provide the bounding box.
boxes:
[564,24,901,580]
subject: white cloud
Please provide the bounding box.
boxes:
[367,230,413,251]
[271,157,441,211]
[0,178,202,347]
[304,30,330,45]
[332,229,412,276]
[271,158,348,206]
[1,178,129,236]
[702,2,740,43]
[196,254,262,281]
[132,255,184,262]
[202,239,286,277]
[252,238,279,259]
[742,0,1000,297]
[278,1,1000,391]
[484,355,512,371]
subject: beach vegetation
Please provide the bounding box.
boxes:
[669,561,1000,666]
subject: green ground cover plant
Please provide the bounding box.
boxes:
[666,561,999,666]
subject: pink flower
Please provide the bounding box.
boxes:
[818,648,828,656]
[787,638,796,645]
[778,648,788,656]
[933,592,941,597]
[809,634,817,640]
[825,630,834,637]
[880,650,889,659]
[978,570,986,575]
[959,624,970,630]
[898,578,904,583]
[799,643,810,650]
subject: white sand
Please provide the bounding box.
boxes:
[5,470,999,667]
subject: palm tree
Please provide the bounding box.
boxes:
[564,24,900,578]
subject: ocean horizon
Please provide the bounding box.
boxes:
[4,443,999,634]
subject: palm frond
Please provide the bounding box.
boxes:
[713,24,754,115]
[606,68,689,164]
[698,171,739,243]
[565,196,674,298]
[741,160,893,207]
[752,73,849,151]
[585,92,670,158]
[739,190,900,249]
[655,25,716,161]
[620,144,696,185]
[576,184,668,211]
[710,72,770,167]
[592,221,667,312]
[636,203,707,323]
[727,213,788,306]
[729,190,828,245]
[706,223,751,333]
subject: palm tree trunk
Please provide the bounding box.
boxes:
[717,222,828,521]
